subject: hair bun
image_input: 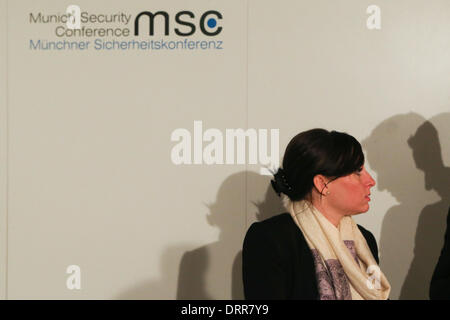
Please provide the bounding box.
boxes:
[271,168,293,197]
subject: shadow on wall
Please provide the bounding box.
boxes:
[176,171,284,299]
[115,245,193,299]
[363,112,450,300]
[114,171,283,299]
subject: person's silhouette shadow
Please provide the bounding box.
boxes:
[114,245,192,299]
[401,113,450,299]
[176,170,284,299]
[363,112,449,299]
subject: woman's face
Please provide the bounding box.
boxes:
[326,166,376,215]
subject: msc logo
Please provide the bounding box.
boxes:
[134,10,223,36]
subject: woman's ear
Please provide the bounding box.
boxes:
[313,174,329,195]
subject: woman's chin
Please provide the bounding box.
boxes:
[350,205,370,215]
[360,205,370,213]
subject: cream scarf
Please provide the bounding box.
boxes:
[288,200,391,300]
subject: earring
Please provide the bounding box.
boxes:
[326,191,330,195]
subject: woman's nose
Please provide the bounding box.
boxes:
[366,172,376,187]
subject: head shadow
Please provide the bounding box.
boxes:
[362,112,449,299]
[176,170,284,299]
[113,170,283,299]
[407,114,450,201]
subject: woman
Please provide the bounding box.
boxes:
[242,128,391,300]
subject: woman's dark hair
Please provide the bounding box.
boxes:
[271,128,365,201]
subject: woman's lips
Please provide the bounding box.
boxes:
[365,195,371,201]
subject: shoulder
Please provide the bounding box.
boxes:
[357,224,376,243]
[447,206,450,223]
[245,213,295,237]
[244,213,300,248]
[357,224,379,263]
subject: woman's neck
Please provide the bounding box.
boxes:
[311,198,344,228]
